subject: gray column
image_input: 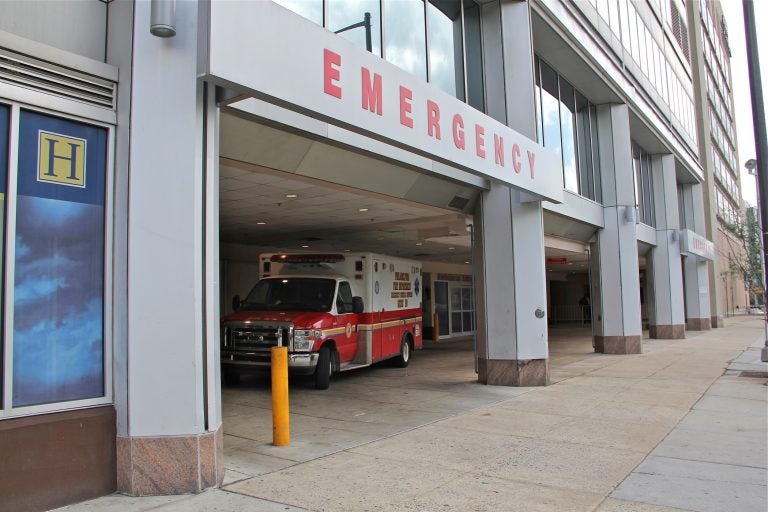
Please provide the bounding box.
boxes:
[110,0,223,495]
[647,155,685,338]
[472,0,548,386]
[680,183,712,329]
[474,185,549,386]
[593,103,642,353]
[687,0,723,328]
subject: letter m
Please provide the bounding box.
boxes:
[361,67,382,116]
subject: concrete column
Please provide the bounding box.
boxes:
[472,0,548,386]
[680,183,712,330]
[687,0,723,327]
[647,155,686,338]
[474,184,549,386]
[592,104,642,353]
[110,1,224,495]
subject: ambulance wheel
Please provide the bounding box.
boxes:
[392,336,411,368]
[314,346,332,390]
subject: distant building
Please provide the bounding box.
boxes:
[690,0,749,319]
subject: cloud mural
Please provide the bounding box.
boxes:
[13,196,105,406]
[11,111,106,407]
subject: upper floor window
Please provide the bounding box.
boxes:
[534,57,602,203]
[273,0,484,111]
[632,142,656,227]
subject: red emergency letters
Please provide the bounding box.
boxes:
[322,48,538,182]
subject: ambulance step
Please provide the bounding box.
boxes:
[339,362,370,372]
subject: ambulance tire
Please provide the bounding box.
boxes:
[392,336,411,368]
[314,346,332,390]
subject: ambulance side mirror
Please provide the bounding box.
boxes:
[352,296,364,314]
[232,295,241,311]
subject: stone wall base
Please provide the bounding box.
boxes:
[117,425,224,496]
[710,315,724,328]
[477,358,549,386]
[649,324,686,339]
[687,317,712,331]
[594,335,643,354]
[0,406,116,512]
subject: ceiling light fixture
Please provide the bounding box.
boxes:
[359,208,369,212]
[416,242,423,246]
[257,222,266,225]
[286,194,298,198]
[301,245,309,248]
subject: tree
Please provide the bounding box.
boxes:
[722,207,764,307]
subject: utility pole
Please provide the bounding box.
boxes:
[743,0,768,361]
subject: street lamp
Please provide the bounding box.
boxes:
[335,12,373,53]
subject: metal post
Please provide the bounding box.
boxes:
[743,0,768,361]
[271,333,290,446]
[363,12,372,53]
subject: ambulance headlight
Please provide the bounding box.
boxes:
[293,330,318,352]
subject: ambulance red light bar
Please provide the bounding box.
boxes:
[270,254,346,263]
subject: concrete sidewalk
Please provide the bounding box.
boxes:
[58,317,767,512]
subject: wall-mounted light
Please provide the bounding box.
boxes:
[624,205,636,224]
[150,0,177,38]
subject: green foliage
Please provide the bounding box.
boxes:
[722,209,764,303]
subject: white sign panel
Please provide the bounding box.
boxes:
[680,229,715,261]
[206,1,564,203]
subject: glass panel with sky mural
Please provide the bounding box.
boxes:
[12,110,107,407]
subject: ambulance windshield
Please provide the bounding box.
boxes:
[241,278,336,312]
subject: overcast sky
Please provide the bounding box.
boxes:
[719,0,768,207]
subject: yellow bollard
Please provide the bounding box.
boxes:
[271,346,290,446]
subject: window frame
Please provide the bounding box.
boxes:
[0,99,114,420]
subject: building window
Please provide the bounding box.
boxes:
[534,57,602,202]
[274,0,324,24]
[0,105,109,415]
[670,0,690,62]
[274,0,483,109]
[426,0,466,100]
[677,184,687,229]
[632,142,656,227]
[0,104,8,402]
[384,0,428,80]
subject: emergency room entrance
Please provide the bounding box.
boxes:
[216,100,488,382]
[215,100,496,482]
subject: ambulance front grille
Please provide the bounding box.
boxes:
[222,322,292,350]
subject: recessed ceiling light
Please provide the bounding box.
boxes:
[359,208,369,212]
[301,245,309,248]
[286,194,298,198]
[449,247,455,250]
[257,221,266,225]
[344,249,351,252]
[416,242,423,246]
[464,261,470,264]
